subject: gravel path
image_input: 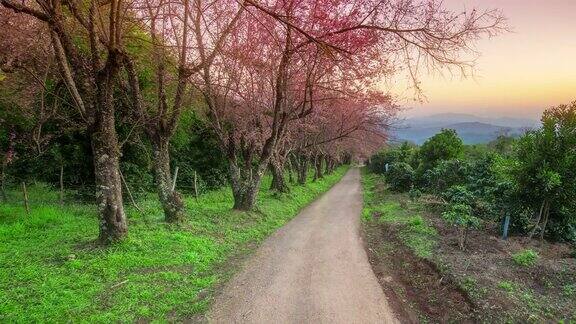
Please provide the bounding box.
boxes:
[207,168,398,324]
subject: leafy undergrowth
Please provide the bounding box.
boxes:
[0,167,348,322]
[361,170,576,323]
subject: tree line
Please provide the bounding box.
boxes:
[0,0,505,243]
[369,102,576,246]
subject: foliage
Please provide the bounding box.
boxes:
[513,102,576,240]
[488,135,516,156]
[498,281,516,293]
[361,171,437,259]
[0,167,348,322]
[170,111,228,192]
[418,129,464,172]
[386,162,414,192]
[0,108,228,198]
[366,142,417,174]
[368,104,576,242]
[409,188,422,201]
[512,249,539,267]
[442,203,481,249]
[442,185,475,205]
[423,159,469,193]
[563,284,576,297]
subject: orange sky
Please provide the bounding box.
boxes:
[396,0,576,119]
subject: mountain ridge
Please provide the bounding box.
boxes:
[392,113,537,144]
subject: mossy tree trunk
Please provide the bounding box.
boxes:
[93,61,127,244]
[151,136,185,222]
[293,154,309,185]
[313,154,324,181]
[229,162,263,211]
[270,153,289,193]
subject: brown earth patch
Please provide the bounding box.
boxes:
[362,186,576,323]
[423,209,576,322]
[363,214,476,323]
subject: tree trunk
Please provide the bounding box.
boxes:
[324,156,335,174]
[270,158,289,193]
[296,155,308,185]
[151,137,185,222]
[91,106,127,244]
[313,155,324,181]
[286,158,295,184]
[539,201,550,240]
[229,162,263,211]
[529,200,546,239]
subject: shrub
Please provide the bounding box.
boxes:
[512,249,539,267]
[442,185,474,205]
[368,142,417,174]
[563,284,576,297]
[498,281,515,292]
[409,188,422,201]
[368,150,398,174]
[386,162,414,192]
[418,129,463,171]
[442,203,480,250]
[423,159,469,193]
[512,102,576,241]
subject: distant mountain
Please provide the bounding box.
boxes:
[392,114,538,144]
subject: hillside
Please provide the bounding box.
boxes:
[393,113,537,144]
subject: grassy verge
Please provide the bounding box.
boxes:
[361,170,437,259]
[0,166,348,322]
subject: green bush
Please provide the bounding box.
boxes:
[409,188,422,201]
[423,159,469,193]
[497,281,515,292]
[418,128,463,172]
[442,185,474,205]
[368,142,417,174]
[442,203,480,249]
[512,249,539,267]
[386,162,414,192]
[512,102,576,241]
[563,284,576,297]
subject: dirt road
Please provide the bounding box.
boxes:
[207,168,398,324]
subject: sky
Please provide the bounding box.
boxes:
[394,0,576,119]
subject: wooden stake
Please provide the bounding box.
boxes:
[171,166,179,192]
[59,165,64,206]
[119,170,143,213]
[22,182,29,214]
[0,162,6,202]
[193,170,198,201]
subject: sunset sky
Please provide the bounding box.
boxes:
[397,0,576,119]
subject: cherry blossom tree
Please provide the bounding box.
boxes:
[195,0,505,210]
[0,0,137,243]
[123,0,243,222]
[0,0,507,218]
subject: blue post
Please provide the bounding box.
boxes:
[502,215,510,240]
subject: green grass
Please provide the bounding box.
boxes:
[360,170,437,259]
[0,167,348,322]
[498,280,516,293]
[562,284,576,297]
[512,249,539,267]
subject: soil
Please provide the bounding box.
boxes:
[425,209,576,322]
[363,212,475,323]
